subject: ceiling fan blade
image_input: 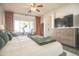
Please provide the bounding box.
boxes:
[31,3,36,6]
[28,10,31,13]
[36,9,40,12]
[37,5,43,7]
[33,3,36,6]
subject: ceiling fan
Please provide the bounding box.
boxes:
[28,3,43,13]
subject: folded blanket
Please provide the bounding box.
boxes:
[30,35,56,45]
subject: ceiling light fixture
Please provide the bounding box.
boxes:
[28,3,43,13]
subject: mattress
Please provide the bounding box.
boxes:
[0,36,63,56]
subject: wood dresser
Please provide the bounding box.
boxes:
[52,28,79,48]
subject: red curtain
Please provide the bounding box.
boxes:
[5,11,14,32]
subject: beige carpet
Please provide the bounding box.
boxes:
[0,36,77,56]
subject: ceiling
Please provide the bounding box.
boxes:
[1,3,68,16]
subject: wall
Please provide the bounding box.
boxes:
[43,12,53,37]
[43,4,79,37]
[0,5,5,26]
[14,14,35,22]
[55,4,79,27]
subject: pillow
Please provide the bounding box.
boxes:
[7,32,13,40]
[0,32,9,43]
[0,36,6,49]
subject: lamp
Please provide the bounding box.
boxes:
[60,16,64,19]
[0,25,4,31]
[31,7,36,11]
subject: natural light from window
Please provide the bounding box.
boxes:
[14,20,34,33]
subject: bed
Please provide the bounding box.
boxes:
[0,36,63,56]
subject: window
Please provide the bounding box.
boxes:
[14,20,34,33]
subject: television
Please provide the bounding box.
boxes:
[54,14,73,27]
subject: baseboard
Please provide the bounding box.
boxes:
[62,43,79,49]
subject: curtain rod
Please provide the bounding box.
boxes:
[14,12,35,17]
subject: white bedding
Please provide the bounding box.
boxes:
[0,36,63,56]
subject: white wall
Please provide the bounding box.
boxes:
[43,4,79,37]
[43,12,53,37]
[14,14,35,22]
[0,5,5,26]
[55,4,79,27]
